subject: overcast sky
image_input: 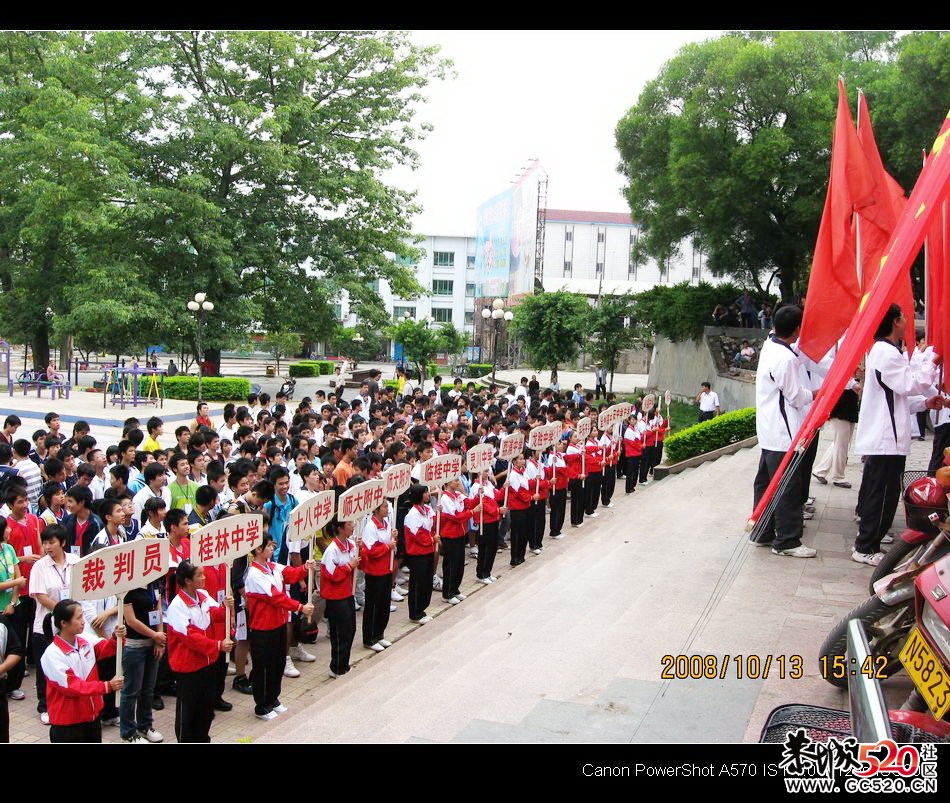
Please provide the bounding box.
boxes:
[386,30,720,237]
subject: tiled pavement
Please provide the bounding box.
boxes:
[9,433,936,743]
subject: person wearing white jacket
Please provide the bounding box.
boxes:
[852,304,942,565]
[752,305,816,558]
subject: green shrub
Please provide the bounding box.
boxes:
[463,363,493,378]
[288,360,335,377]
[138,376,251,401]
[663,407,756,463]
[635,281,744,342]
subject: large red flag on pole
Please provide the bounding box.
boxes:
[798,79,876,362]
[749,109,950,535]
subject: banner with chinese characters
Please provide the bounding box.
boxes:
[288,491,335,544]
[338,479,386,522]
[497,431,525,461]
[527,422,560,451]
[71,539,169,601]
[191,514,265,567]
[575,417,592,441]
[420,453,463,490]
[382,463,413,498]
[465,443,495,474]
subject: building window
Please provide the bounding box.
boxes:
[596,262,604,276]
[464,310,475,326]
[597,228,605,243]
[393,306,416,320]
[432,307,453,323]
[629,228,639,280]
[396,254,417,266]
[467,255,475,269]
[433,251,455,267]
[465,282,476,297]
[691,239,703,282]
[369,278,380,292]
[563,260,572,277]
[565,228,573,243]
[332,304,342,320]
[432,279,454,296]
[660,258,669,283]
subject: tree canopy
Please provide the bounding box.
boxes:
[0,31,445,369]
[615,31,949,299]
[510,290,591,383]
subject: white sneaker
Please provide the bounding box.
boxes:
[226,664,237,676]
[396,576,408,587]
[477,577,492,585]
[457,594,466,600]
[354,602,362,611]
[802,510,815,520]
[852,550,884,566]
[272,704,288,714]
[389,604,397,612]
[40,712,49,725]
[530,548,541,555]
[412,615,433,624]
[432,575,443,591]
[772,545,818,558]
[587,511,599,518]
[328,670,343,679]
[400,566,410,576]
[378,639,393,648]
[489,575,498,581]
[289,645,316,663]
[469,547,478,556]
[806,496,816,506]
[550,534,564,540]
[124,734,147,743]
[256,710,278,720]
[881,534,895,544]
[367,642,385,652]
[446,596,461,605]
[138,728,164,743]
[390,589,405,602]
[283,656,301,678]
[607,502,615,508]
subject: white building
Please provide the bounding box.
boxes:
[539,209,724,297]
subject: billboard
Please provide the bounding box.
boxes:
[475,160,543,298]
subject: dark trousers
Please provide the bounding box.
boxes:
[929,424,950,475]
[568,479,585,525]
[32,632,52,713]
[752,448,805,551]
[595,383,607,399]
[584,472,602,515]
[639,448,653,483]
[363,573,392,646]
[528,500,546,549]
[441,538,465,599]
[855,454,906,555]
[601,465,616,506]
[0,691,7,743]
[50,720,102,743]
[155,647,176,696]
[699,411,715,423]
[325,597,356,675]
[119,642,157,740]
[175,663,215,743]
[214,650,226,702]
[625,455,641,493]
[6,598,32,693]
[250,625,285,715]
[549,488,566,536]
[798,434,820,504]
[476,521,499,578]
[509,508,529,564]
[97,653,118,720]
[406,553,434,620]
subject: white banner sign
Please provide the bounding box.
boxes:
[527,423,560,451]
[70,539,169,601]
[338,479,386,522]
[420,453,463,490]
[575,417,592,441]
[498,431,525,461]
[287,491,336,543]
[382,463,413,498]
[191,514,265,567]
[466,443,495,474]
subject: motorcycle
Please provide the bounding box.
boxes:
[817,473,950,690]
[278,376,296,400]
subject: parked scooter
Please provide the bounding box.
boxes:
[278,376,296,400]
[817,474,950,689]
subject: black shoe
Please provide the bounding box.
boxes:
[232,675,253,695]
[152,696,164,711]
[214,698,233,712]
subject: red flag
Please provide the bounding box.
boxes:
[926,198,947,363]
[856,91,916,346]
[750,109,950,532]
[799,79,877,362]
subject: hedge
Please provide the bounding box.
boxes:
[288,360,335,377]
[463,363,493,378]
[382,379,486,394]
[662,407,756,463]
[137,376,251,401]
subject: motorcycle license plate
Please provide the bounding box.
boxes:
[899,627,950,720]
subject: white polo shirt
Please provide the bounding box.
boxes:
[698,391,720,413]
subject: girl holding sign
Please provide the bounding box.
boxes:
[438,477,480,604]
[403,483,437,623]
[506,453,535,566]
[245,537,315,716]
[564,436,585,528]
[546,441,568,539]
[320,520,358,676]
[469,470,505,583]
[359,499,394,652]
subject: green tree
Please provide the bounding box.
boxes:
[509,290,591,384]
[587,291,649,391]
[385,318,438,382]
[614,31,935,298]
[263,329,301,375]
[330,325,382,364]
[634,281,743,343]
[435,323,468,371]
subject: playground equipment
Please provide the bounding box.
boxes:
[103,363,166,409]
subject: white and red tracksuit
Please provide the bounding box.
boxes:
[321,536,358,673]
[403,504,435,620]
[470,479,505,580]
[439,491,475,598]
[41,633,117,726]
[524,458,551,551]
[360,517,394,647]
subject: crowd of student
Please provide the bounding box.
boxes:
[0,373,671,743]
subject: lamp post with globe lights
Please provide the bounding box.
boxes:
[481,298,513,388]
[187,292,214,401]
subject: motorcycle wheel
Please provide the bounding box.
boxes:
[817,596,915,690]
[869,538,950,595]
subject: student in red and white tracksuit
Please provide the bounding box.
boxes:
[245,537,314,715]
[640,416,659,484]
[164,560,233,742]
[623,415,644,494]
[438,478,479,603]
[360,503,395,652]
[40,599,124,743]
[320,520,358,676]
[506,453,535,566]
[564,438,585,527]
[545,442,568,538]
[470,471,505,582]
[403,483,437,623]
[583,436,604,516]
[201,559,232,713]
[652,415,669,476]
[524,454,551,553]
[598,428,618,508]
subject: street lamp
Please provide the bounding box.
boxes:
[481,299,513,388]
[187,292,214,401]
